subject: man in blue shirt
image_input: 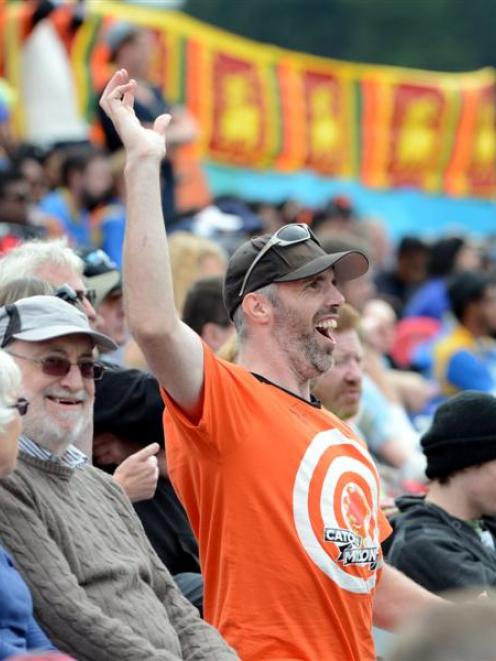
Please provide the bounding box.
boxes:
[434,270,496,397]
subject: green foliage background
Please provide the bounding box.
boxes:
[183,0,496,72]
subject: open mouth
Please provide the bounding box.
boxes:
[46,396,83,407]
[315,318,337,340]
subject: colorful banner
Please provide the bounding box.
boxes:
[1,0,495,200]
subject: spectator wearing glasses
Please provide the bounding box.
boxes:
[100,70,442,660]
[0,238,97,326]
[0,296,235,661]
[0,239,203,607]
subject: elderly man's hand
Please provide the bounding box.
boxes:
[99,68,171,162]
[113,443,160,503]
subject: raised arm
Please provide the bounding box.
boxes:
[99,70,204,417]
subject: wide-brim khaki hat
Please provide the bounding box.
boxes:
[0,295,117,353]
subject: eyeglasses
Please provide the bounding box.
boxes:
[6,352,105,381]
[55,284,96,308]
[238,223,318,297]
[9,397,29,416]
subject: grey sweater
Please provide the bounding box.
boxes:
[0,452,237,661]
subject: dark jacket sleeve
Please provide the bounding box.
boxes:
[388,526,496,595]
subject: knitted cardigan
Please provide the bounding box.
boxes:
[0,452,237,661]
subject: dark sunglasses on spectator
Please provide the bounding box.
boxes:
[6,352,105,381]
[9,397,29,416]
[55,284,96,308]
[239,223,319,297]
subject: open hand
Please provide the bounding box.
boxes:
[99,68,171,162]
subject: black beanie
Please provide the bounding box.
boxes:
[421,390,496,480]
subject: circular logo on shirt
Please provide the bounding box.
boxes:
[292,428,381,594]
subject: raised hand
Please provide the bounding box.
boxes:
[112,442,161,503]
[99,68,171,162]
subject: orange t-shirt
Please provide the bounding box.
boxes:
[163,345,391,661]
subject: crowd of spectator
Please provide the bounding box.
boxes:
[1,7,496,661]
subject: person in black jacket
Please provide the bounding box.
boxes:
[387,390,496,596]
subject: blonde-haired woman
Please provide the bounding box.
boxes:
[0,349,71,659]
[168,232,228,315]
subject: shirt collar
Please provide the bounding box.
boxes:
[19,434,88,470]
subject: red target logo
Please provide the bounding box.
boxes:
[293,429,381,594]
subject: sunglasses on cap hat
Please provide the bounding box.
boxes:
[239,223,317,297]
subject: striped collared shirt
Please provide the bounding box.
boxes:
[19,435,88,470]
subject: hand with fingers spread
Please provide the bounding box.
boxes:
[99,68,171,162]
[112,442,160,503]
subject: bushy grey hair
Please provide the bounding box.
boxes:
[233,282,280,341]
[0,238,83,288]
[0,349,21,433]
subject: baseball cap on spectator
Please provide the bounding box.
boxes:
[80,248,121,308]
[0,295,116,351]
[223,223,369,319]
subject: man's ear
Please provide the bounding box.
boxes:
[242,292,273,325]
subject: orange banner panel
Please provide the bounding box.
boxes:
[387,84,454,191]
[302,70,352,176]
[464,84,496,197]
[208,52,270,166]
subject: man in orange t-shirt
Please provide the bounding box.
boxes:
[99,69,443,661]
[163,345,391,660]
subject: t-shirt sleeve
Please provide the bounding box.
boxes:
[446,350,494,392]
[162,343,253,454]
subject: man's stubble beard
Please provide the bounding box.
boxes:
[272,301,335,382]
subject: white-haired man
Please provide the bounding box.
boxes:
[0,295,235,661]
[0,238,159,503]
[0,239,204,609]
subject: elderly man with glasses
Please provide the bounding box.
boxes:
[0,295,236,661]
[99,70,443,660]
